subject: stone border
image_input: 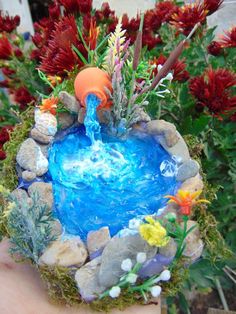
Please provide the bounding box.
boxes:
[12,91,204,302]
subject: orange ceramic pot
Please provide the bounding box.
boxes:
[74,67,112,110]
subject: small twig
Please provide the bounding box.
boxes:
[214,277,229,311]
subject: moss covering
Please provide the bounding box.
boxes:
[162,259,189,297]
[0,193,10,240]
[0,106,34,190]
[89,290,143,313]
[40,265,82,306]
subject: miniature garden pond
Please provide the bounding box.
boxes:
[48,95,179,239]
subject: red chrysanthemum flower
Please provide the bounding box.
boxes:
[0,12,20,33]
[39,15,86,76]
[48,2,61,19]
[30,48,41,62]
[155,0,179,23]
[58,0,92,15]
[0,36,13,59]
[1,67,15,76]
[14,48,23,58]
[203,0,223,15]
[230,112,236,122]
[151,54,190,82]
[207,41,223,56]
[12,86,36,110]
[0,127,10,143]
[189,68,236,117]
[142,32,162,50]
[0,79,10,88]
[144,10,161,33]
[95,2,118,32]
[171,3,207,36]
[218,26,236,48]
[0,149,6,160]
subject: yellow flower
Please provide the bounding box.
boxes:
[139,216,170,247]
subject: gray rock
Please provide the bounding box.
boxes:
[159,238,177,258]
[37,144,49,158]
[39,236,88,267]
[51,219,63,238]
[22,170,36,182]
[146,120,179,147]
[35,112,57,136]
[57,112,75,129]
[78,107,86,124]
[180,174,204,193]
[177,160,200,182]
[157,132,190,162]
[139,254,174,278]
[28,182,53,210]
[98,234,157,288]
[180,220,204,263]
[87,227,111,258]
[10,188,32,210]
[16,138,48,176]
[30,127,53,144]
[59,91,80,113]
[131,107,151,124]
[75,257,106,302]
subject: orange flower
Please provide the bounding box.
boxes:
[165,189,210,216]
[89,20,99,50]
[39,96,58,115]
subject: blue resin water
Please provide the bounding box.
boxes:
[49,94,179,239]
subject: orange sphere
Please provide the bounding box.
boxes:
[74,67,112,109]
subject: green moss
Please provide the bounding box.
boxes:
[89,290,143,313]
[195,205,232,263]
[0,106,34,190]
[40,265,82,306]
[162,259,189,297]
[183,134,204,165]
[0,194,10,240]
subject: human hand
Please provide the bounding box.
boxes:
[0,238,161,314]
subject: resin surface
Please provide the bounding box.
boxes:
[48,95,179,239]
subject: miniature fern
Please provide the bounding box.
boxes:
[7,193,56,264]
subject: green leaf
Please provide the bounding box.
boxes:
[192,115,211,135]
[72,45,88,64]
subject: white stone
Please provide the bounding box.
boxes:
[39,237,88,267]
[35,112,57,136]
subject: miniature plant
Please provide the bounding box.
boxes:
[7,193,56,264]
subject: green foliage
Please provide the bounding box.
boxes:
[7,193,56,264]
[40,265,81,306]
[0,187,10,241]
[0,106,34,189]
[0,91,19,127]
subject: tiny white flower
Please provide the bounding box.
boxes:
[150,285,162,298]
[136,252,147,264]
[157,64,163,71]
[159,269,171,281]
[126,273,138,284]
[121,258,133,272]
[165,73,173,81]
[109,286,121,298]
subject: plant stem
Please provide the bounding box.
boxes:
[214,277,229,311]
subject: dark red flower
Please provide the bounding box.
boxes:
[142,32,162,50]
[230,112,236,121]
[144,10,161,33]
[95,3,117,26]
[14,48,23,58]
[0,79,10,88]
[39,15,86,76]
[203,0,223,15]
[48,2,61,19]
[207,41,223,55]
[171,3,207,36]
[0,149,6,160]
[13,86,36,110]
[78,0,92,14]
[0,127,10,143]
[1,67,15,76]
[30,48,41,61]
[0,36,13,59]
[32,33,44,48]
[218,26,236,48]
[155,0,179,23]
[189,68,236,117]
[58,0,80,13]
[151,54,190,82]
[0,12,20,33]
